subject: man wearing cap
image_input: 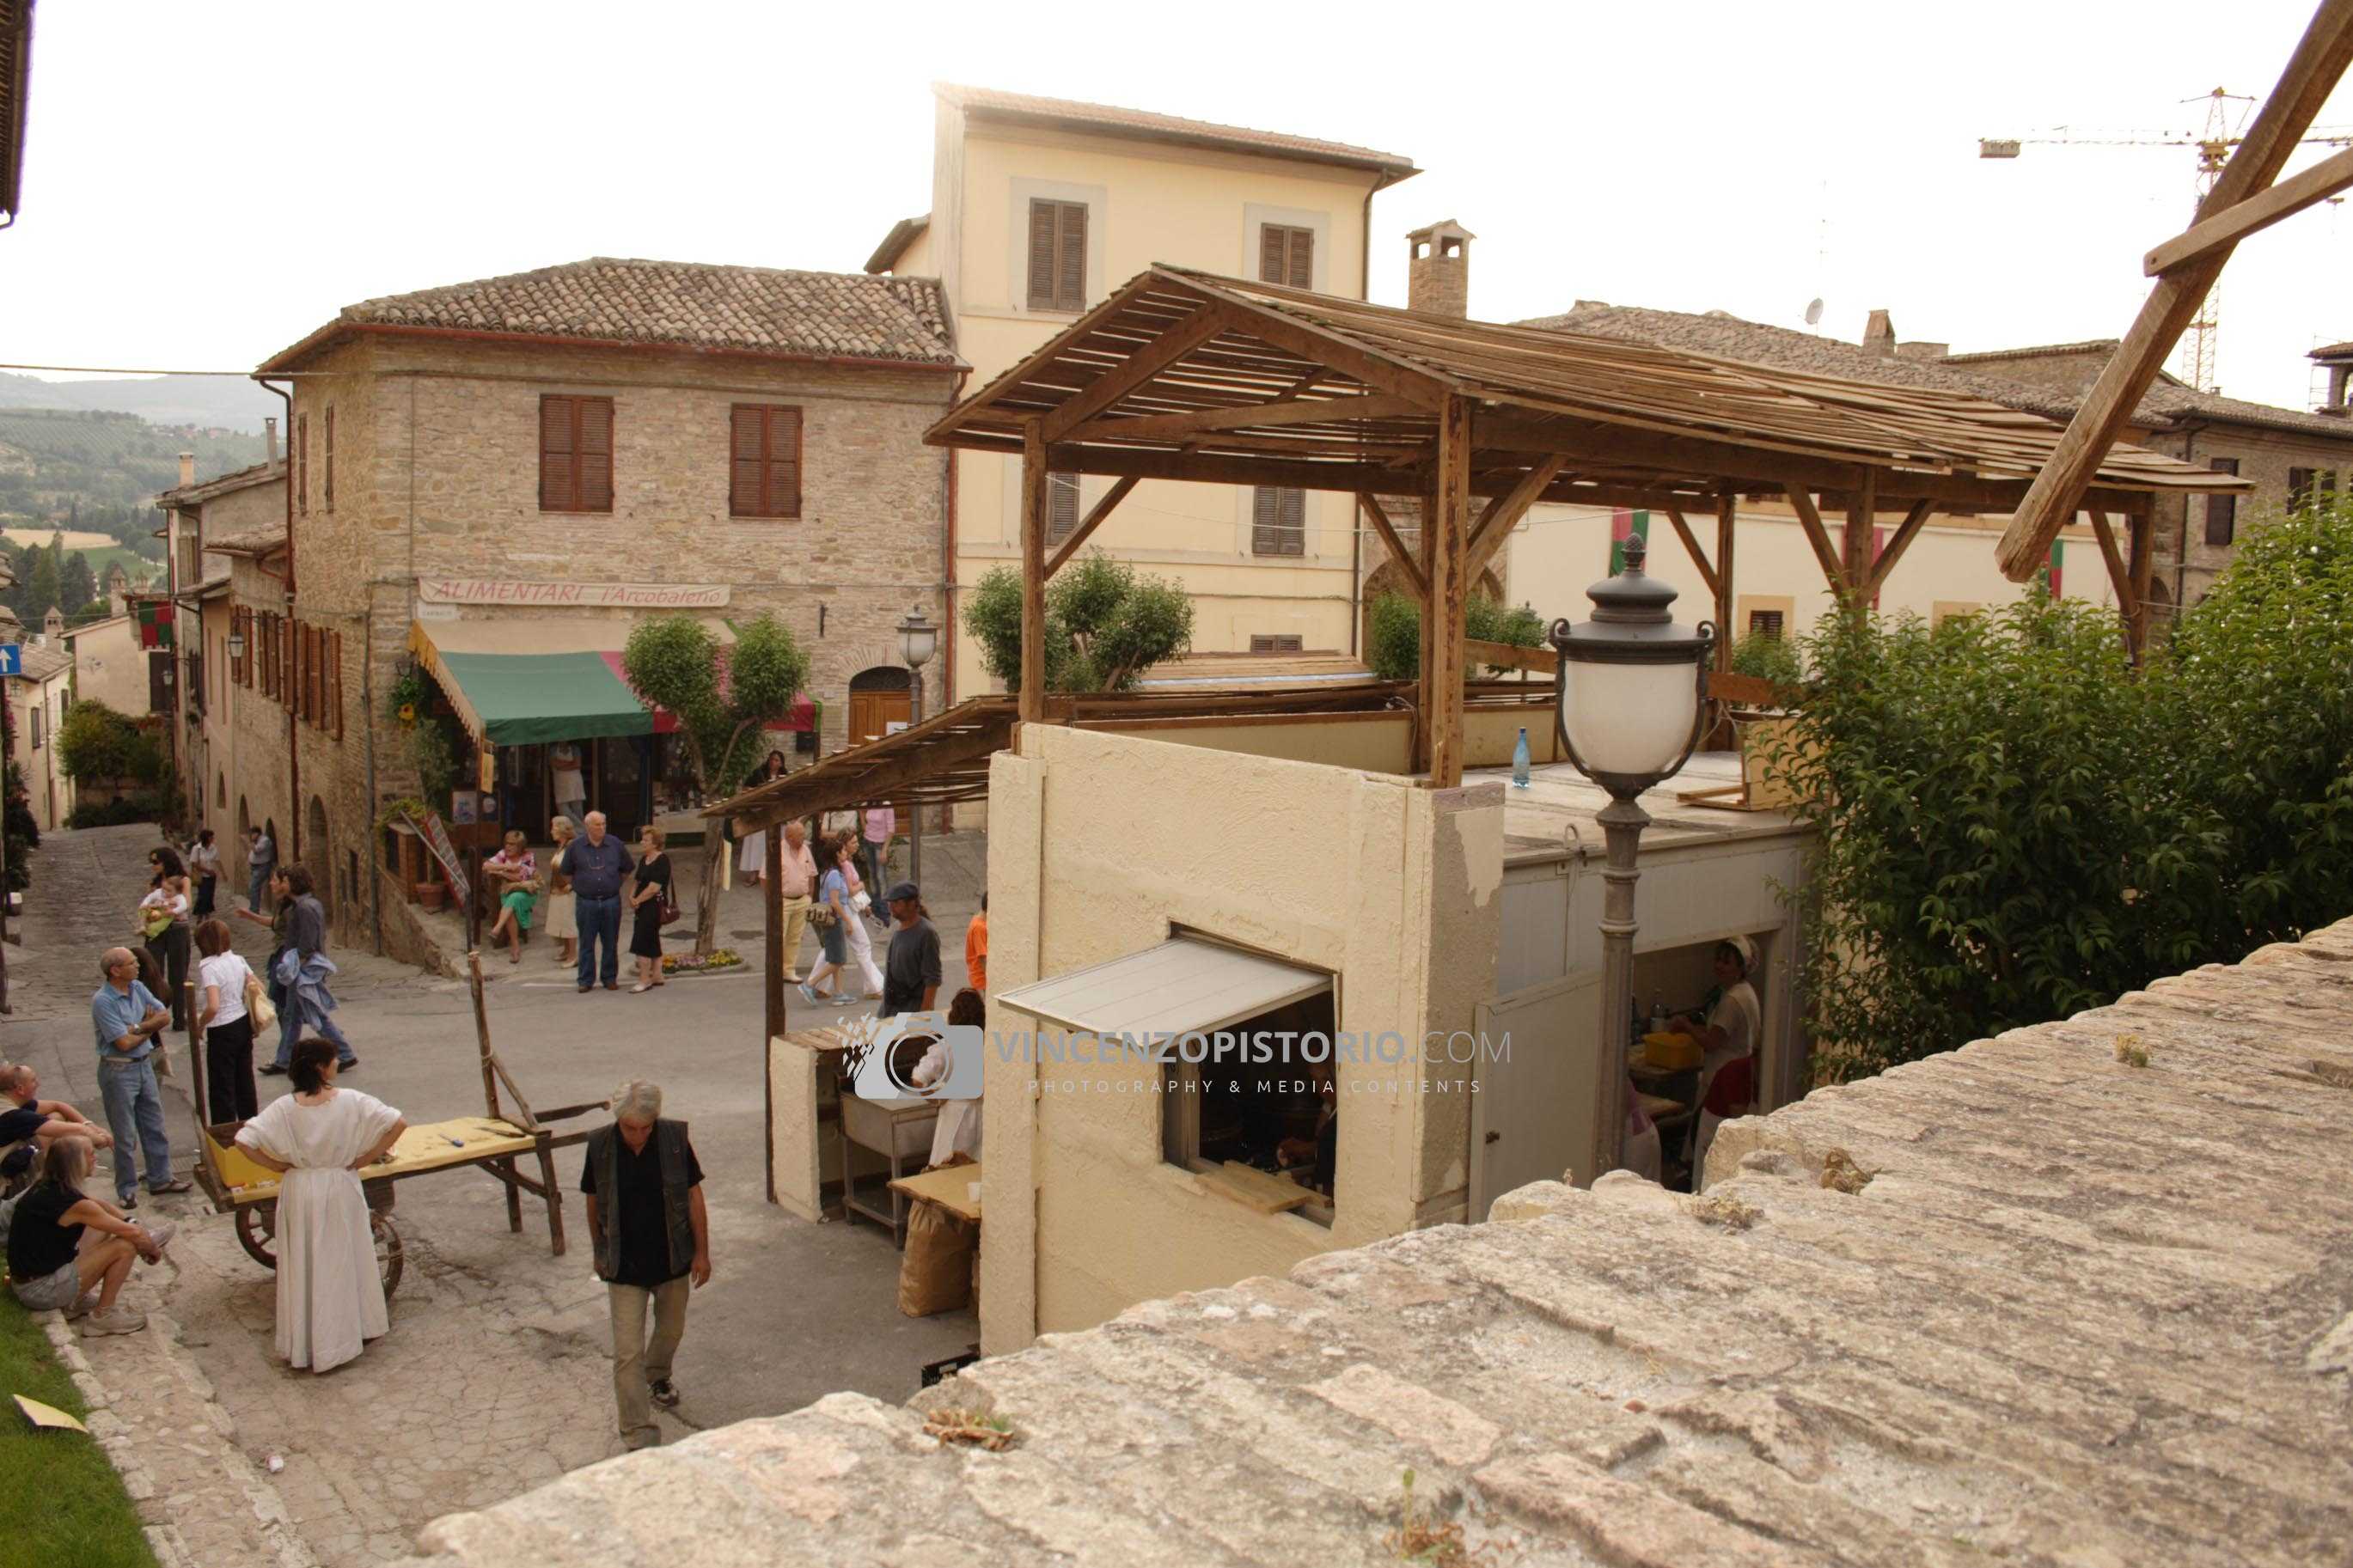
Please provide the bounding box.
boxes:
[877,882,941,1020]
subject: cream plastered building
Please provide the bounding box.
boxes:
[867,86,1421,706]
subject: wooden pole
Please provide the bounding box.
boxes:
[467,947,523,1235]
[2127,510,2157,666]
[1412,479,1437,775]
[1427,397,1473,790]
[1842,467,1877,599]
[1018,420,1048,726]
[1710,493,1738,750]
[764,820,785,1207]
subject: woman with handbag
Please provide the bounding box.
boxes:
[834,834,886,1001]
[795,833,851,1007]
[626,826,673,995]
[192,918,263,1121]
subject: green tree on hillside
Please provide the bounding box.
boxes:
[21,539,59,622]
[60,552,95,619]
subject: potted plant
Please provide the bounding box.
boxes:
[1723,633,1806,809]
[415,876,449,912]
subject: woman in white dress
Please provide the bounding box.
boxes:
[1666,936,1761,1190]
[234,1038,406,1374]
[543,817,578,970]
[735,750,790,883]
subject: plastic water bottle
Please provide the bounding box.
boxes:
[1511,726,1531,789]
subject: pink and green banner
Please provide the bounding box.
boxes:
[2047,540,2065,600]
[1608,509,1650,575]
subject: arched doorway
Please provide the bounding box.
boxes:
[847,666,912,748]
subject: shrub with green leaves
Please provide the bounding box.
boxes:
[1727,631,1805,695]
[56,700,164,786]
[1364,591,1547,681]
[1774,494,2353,1083]
[963,553,1194,692]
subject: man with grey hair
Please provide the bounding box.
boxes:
[0,1063,113,1157]
[579,1079,708,1450]
[556,811,633,995]
[91,947,186,1208]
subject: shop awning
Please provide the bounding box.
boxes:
[408,619,814,747]
[997,937,1329,1041]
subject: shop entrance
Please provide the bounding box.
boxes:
[847,667,911,747]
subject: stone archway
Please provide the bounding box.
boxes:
[1359,560,1507,662]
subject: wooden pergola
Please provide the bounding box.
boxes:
[925,265,2251,788]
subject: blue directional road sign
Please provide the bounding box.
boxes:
[0,644,20,677]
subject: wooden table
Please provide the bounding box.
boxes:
[889,1162,983,1223]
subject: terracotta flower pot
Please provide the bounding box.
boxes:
[415,881,448,912]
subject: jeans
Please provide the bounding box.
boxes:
[97,1054,171,1203]
[608,1276,690,1445]
[576,894,622,987]
[862,839,889,902]
[248,864,273,913]
[272,969,357,1069]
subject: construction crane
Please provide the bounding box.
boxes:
[1981,88,2353,394]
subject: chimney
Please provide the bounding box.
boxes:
[1893,340,1950,362]
[1406,220,1476,320]
[264,416,279,461]
[1861,310,1897,357]
[177,451,196,488]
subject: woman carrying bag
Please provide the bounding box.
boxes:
[193,918,263,1122]
[626,826,673,995]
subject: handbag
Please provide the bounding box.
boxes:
[808,900,836,927]
[851,888,873,915]
[658,888,682,926]
[244,971,278,1032]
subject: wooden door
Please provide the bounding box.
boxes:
[846,687,913,837]
[1468,971,1604,1219]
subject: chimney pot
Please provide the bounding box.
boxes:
[1406,219,1476,320]
[177,451,196,488]
[264,416,278,461]
[1862,310,1898,357]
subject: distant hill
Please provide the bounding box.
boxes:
[0,370,278,433]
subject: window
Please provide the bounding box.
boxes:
[330,629,344,740]
[1746,609,1786,640]
[539,395,614,513]
[1250,634,1304,654]
[729,405,804,519]
[1046,472,1080,544]
[1161,990,1337,1226]
[323,406,335,511]
[1252,486,1305,556]
[1026,198,1087,312]
[28,703,41,749]
[2288,467,2338,510]
[2203,458,2240,546]
[1259,223,1313,289]
[296,413,309,516]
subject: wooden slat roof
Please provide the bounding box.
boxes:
[926,266,2252,514]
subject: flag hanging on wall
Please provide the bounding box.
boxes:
[134,601,174,650]
[2046,540,2065,601]
[1609,509,1650,575]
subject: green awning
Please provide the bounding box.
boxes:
[431,649,651,746]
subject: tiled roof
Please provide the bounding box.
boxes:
[205,522,286,557]
[158,456,285,509]
[863,215,930,277]
[261,259,961,371]
[15,642,70,681]
[2312,340,2353,360]
[936,82,1418,178]
[1525,303,2353,444]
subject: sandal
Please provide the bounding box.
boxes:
[629,983,652,994]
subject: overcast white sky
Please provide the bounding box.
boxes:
[4,1,2348,409]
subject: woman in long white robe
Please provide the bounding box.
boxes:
[235,1046,406,1374]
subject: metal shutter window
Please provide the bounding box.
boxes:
[998,937,1330,1046]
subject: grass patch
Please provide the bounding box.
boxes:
[0,1295,156,1568]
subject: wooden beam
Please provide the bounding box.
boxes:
[1843,467,1877,595]
[1465,638,1555,674]
[1660,505,1720,598]
[1466,456,1568,580]
[1019,420,1048,723]
[1427,397,1474,790]
[1862,498,1938,598]
[1039,301,1244,442]
[1357,491,1428,602]
[2127,511,2156,665]
[1784,485,1849,594]
[2146,143,2353,276]
[1996,0,2353,580]
[1044,475,1140,578]
[1170,271,1460,407]
[1713,493,1736,674]
[1066,394,1426,446]
[2086,509,2142,662]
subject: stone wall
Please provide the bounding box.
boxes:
[400,915,2353,1566]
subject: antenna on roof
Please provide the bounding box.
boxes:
[1803,298,1824,330]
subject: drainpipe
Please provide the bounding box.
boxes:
[255,376,298,860]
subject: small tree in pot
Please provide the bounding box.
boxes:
[622,613,810,957]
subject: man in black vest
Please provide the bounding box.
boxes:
[581,1079,710,1450]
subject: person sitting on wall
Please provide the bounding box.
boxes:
[0,1063,114,1156]
[483,830,539,965]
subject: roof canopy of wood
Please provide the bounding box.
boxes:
[924,265,2252,516]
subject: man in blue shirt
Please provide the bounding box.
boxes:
[91,947,186,1209]
[557,810,634,993]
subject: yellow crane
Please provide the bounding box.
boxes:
[1981,88,2352,393]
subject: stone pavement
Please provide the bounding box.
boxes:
[395,918,2353,1567]
[3,821,987,1566]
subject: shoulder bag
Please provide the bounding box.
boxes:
[244,967,278,1032]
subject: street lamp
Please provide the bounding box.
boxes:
[227,628,246,662]
[1547,533,1714,1183]
[895,606,938,888]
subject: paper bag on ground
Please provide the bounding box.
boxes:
[898,1201,975,1318]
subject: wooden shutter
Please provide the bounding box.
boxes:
[541,396,575,511]
[329,630,344,740]
[324,406,335,511]
[578,397,614,511]
[730,405,802,518]
[1249,634,1304,653]
[1259,224,1312,288]
[1252,487,1304,556]
[1748,609,1786,640]
[1027,199,1086,311]
[1047,472,1079,543]
[296,623,309,723]
[280,616,293,705]
[296,415,309,515]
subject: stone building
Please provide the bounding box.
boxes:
[6,637,74,831]
[246,258,960,961]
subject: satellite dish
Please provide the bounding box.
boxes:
[1804,298,1824,327]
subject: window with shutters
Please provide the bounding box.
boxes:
[1047,472,1080,544]
[329,630,344,740]
[2287,467,2338,509]
[232,608,247,686]
[1026,198,1088,313]
[1249,634,1305,654]
[2203,459,2240,546]
[296,414,309,516]
[257,613,272,699]
[540,395,615,513]
[1747,609,1786,640]
[1251,487,1305,556]
[279,615,294,706]
[729,405,804,518]
[323,406,334,512]
[1258,223,1313,288]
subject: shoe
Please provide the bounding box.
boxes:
[797,983,819,1004]
[260,1064,289,1077]
[783,973,804,985]
[83,1309,149,1337]
[629,983,652,994]
[603,981,619,991]
[146,1179,193,1196]
[621,1429,661,1452]
[64,1291,98,1321]
[648,1377,680,1409]
[117,1194,137,1212]
[140,1221,177,1254]
[579,984,594,993]
[338,1059,359,1072]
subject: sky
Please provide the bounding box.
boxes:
[3,0,2349,411]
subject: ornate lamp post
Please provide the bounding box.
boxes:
[895,607,939,888]
[1547,534,1714,1181]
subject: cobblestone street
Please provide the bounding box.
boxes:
[3,823,981,1565]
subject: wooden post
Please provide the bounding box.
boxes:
[1427,396,1473,790]
[764,820,785,1206]
[2127,510,2156,666]
[1711,492,1738,750]
[1018,420,1049,726]
[1842,467,1877,599]
[468,948,523,1235]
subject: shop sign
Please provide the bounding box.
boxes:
[418,579,730,609]
[413,810,470,900]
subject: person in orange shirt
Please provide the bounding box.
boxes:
[965,894,987,995]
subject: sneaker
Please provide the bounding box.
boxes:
[648,1377,681,1409]
[260,1063,289,1077]
[798,983,820,1004]
[64,1291,99,1321]
[337,1059,359,1072]
[83,1309,148,1337]
[147,1179,193,1195]
[139,1221,178,1254]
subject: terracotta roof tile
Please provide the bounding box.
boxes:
[266,259,960,369]
[937,83,1417,176]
